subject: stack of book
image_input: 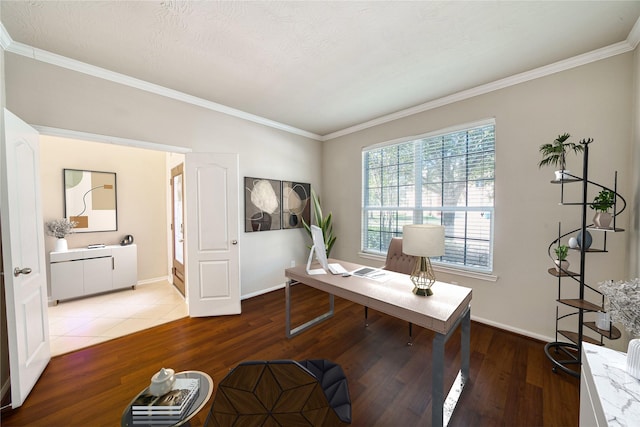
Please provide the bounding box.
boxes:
[131,378,200,425]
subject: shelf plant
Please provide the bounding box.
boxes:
[554,244,569,272]
[590,189,615,228]
[538,133,586,181]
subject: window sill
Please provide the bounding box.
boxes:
[357,252,498,282]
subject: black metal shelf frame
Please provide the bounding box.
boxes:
[543,140,626,378]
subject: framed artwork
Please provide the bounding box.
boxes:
[281,181,311,229]
[64,169,117,233]
[244,177,281,232]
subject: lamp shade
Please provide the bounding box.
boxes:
[402,224,445,257]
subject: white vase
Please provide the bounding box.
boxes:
[595,312,611,330]
[593,212,612,229]
[554,170,571,181]
[555,259,569,273]
[627,339,640,380]
[54,238,68,252]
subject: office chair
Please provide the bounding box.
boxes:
[364,237,417,345]
[205,359,351,426]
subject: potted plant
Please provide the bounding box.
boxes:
[554,244,570,273]
[45,218,77,252]
[590,189,615,228]
[302,189,336,257]
[538,133,585,181]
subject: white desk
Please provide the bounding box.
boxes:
[284,259,472,427]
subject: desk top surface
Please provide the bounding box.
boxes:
[285,259,472,335]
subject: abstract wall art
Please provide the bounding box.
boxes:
[281,181,310,229]
[64,169,117,233]
[244,177,281,232]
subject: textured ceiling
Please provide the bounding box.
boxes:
[2,1,640,137]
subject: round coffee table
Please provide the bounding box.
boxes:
[121,370,213,427]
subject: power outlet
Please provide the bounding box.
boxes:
[290,260,296,267]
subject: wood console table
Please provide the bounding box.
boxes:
[284,259,472,427]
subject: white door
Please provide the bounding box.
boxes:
[1,109,50,408]
[185,153,240,317]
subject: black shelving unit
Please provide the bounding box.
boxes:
[543,140,626,378]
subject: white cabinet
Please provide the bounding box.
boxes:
[112,244,137,289]
[50,244,137,302]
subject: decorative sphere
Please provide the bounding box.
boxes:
[577,231,592,250]
[568,237,578,249]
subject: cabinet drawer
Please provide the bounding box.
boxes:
[83,257,113,295]
[50,260,84,300]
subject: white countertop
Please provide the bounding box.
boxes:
[582,342,640,426]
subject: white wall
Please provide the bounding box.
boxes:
[4,53,322,298]
[323,52,636,348]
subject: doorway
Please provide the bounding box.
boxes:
[38,134,187,355]
[171,164,185,296]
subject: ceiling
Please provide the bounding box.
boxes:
[2,1,640,139]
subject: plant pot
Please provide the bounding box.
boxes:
[593,212,612,229]
[54,238,68,252]
[555,259,569,273]
[554,170,571,181]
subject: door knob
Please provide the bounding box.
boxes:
[14,267,32,277]
[232,240,238,245]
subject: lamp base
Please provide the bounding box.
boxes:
[413,286,433,297]
[410,257,436,297]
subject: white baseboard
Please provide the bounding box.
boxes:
[241,282,286,300]
[470,315,554,343]
[240,282,554,343]
[136,276,170,286]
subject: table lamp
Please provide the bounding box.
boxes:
[402,224,445,296]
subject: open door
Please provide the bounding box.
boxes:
[185,153,240,317]
[1,109,50,408]
[170,164,185,296]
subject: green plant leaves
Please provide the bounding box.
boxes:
[301,189,336,257]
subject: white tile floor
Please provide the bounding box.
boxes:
[48,280,188,357]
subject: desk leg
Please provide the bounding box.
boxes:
[285,280,334,338]
[432,306,470,427]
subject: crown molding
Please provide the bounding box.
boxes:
[0,22,12,50]
[1,22,322,142]
[3,17,638,143]
[322,36,638,141]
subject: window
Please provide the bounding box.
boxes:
[362,120,495,272]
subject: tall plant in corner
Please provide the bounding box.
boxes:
[302,189,336,257]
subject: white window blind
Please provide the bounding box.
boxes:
[362,121,495,272]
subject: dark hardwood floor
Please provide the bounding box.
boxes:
[0,284,579,426]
